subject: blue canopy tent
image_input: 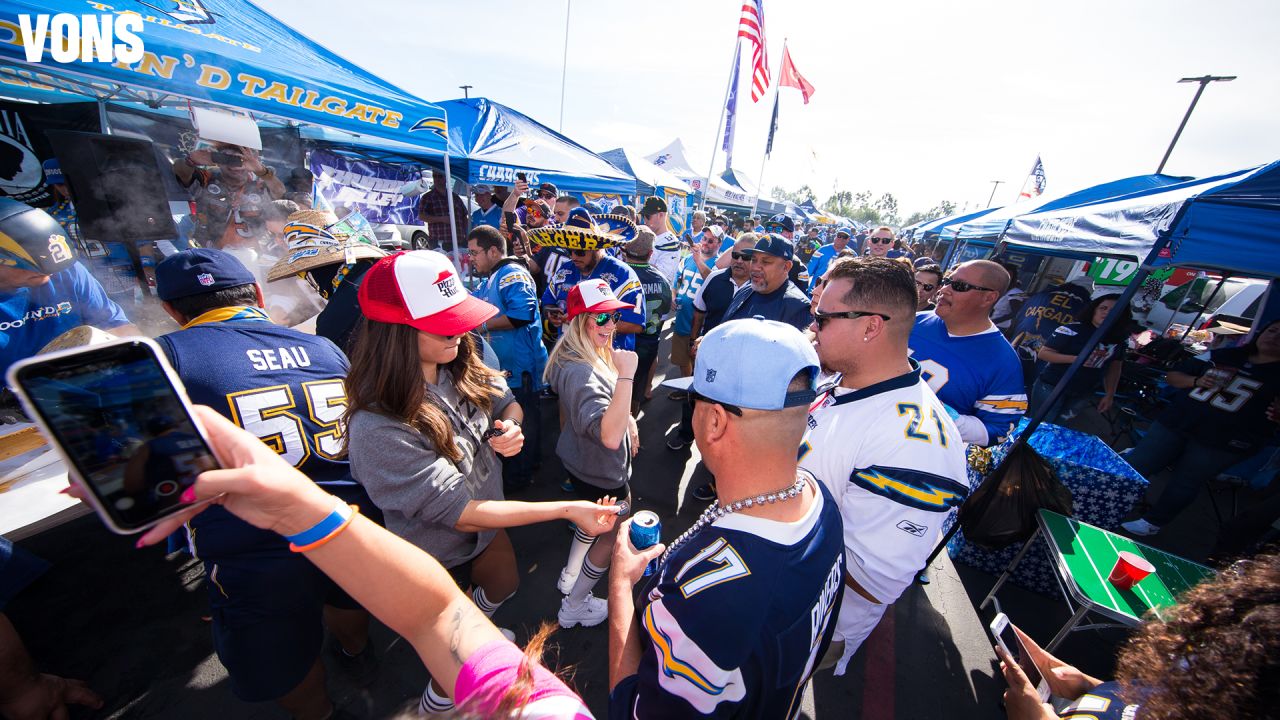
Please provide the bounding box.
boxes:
[953,174,1191,247]
[0,0,449,152]
[436,98,634,197]
[600,147,690,198]
[918,207,1002,243]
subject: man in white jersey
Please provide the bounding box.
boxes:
[801,256,970,675]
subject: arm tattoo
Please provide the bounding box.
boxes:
[447,603,487,665]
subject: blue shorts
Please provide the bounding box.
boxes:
[204,548,359,702]
[0,537,48,610]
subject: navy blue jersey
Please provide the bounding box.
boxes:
[613,476,844,718]
[156,306,356,558]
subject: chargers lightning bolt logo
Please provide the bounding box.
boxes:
[851,467,968,512]
[409,117,448,139]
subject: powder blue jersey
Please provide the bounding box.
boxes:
[0,262,129,373]
[612,477,844,719]
[909,312,1027,446]
[542,255,646,350]
[475,260,547,390]
[157,308,357,558]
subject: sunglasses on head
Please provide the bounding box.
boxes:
[592,310,623,326]
[690,388,743,416]
[870,237,893,245]
[940,277,995,293]
[915,279,936,292]
[811,308,891,330]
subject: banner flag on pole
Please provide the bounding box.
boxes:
[738,0,770,102]
[778,44,815,104]
[1018,155,1047,200]
[723,48,741,171]
[765,92,780,157]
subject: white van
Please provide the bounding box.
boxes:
[1143,276,1268,332]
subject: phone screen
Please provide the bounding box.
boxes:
[13,341,218,531]
[998,622,1045,690]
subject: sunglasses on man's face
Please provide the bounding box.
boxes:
[870,237,893,245]
[730,251,749,261]
[593,311,623,326]
[690,388,743,416]
[811,308,891,331]
[539,191,556,199]
[570,249,591,257]
[915,280,937,292]
[939,277,996,293]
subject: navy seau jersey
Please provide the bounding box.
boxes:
[157,308,356,557]
[614,476,844,719]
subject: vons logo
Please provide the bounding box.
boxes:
[18,13,145,64]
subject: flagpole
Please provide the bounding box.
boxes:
[751,38,785,214]
[700,36,742,213]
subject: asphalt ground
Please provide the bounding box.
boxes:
[6,331,1262,719]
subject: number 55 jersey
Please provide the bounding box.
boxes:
[157,305,361,557]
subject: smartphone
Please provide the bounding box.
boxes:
[990,613,1050,703]
[210,150,244,167]
[516,172,527,183]
[6,337,221,534]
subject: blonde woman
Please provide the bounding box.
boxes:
[544,279,640,628]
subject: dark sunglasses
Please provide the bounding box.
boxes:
[869,237,893,245]
[539,191,557,199]
[570,248,591,257]
[940,277,995,293]
[690,389,742,416]
[730,251,749,260]
[915,280,936,292]
[811,309,892,330]
[593,311,623,326]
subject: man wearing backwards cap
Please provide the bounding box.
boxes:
[641,196,681,284]
[609,318,845,717]
[470,184,502,230]
[538,207,646,351]
[152,248,377,720]
[0,199,136,372]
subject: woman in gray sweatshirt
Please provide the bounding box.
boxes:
[544,279,640,630]
[342,251,619,713]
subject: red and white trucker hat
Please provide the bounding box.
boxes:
[358,250,498,335]
[565,278,632,320]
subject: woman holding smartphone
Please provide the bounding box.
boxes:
[342,251,619,713]
[544,279,640,629]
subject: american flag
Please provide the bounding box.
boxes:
[738,0,769,102]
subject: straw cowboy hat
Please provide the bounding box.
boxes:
[526,207,638,251]
[266,209,387,282]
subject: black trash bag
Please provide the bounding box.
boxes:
[959,442,1074,550]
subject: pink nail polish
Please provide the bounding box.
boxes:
[180,487,197,504]
[58,485,74,495]
[135,538,146,549]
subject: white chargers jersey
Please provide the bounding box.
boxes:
[798,361,971,604]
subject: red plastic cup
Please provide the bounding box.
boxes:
[1108,551,1156,590]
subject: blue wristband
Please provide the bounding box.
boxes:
[285,499,352,546]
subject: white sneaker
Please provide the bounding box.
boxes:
[557,566,580,595]
[1121,518,1161,537]
[558,595,608,628]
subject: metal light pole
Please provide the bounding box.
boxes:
[1156,75,1236,174]
[986,180,1004,208]
[458,84,472,99]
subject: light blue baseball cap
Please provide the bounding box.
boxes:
[665,317,819,410]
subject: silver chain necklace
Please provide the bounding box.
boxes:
[658,474,810,567]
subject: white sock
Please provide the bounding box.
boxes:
[563,528,594,582]
[420,682,454,714]
[567,557,608,605]
[470,585,511,619]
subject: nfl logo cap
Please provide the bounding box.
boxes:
[358,250,498,335]
[565,279,632,320]
[156,248,257,301]
[664,317,819,410]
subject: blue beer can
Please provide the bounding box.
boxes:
[630,510,661,576]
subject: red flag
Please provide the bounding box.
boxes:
[737,0,770,102]
[778,45,815,104]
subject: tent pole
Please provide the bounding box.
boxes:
[443,148,464,272]
[919,234,1174,581]
[700,37,741,213]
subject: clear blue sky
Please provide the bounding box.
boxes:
[259,0,1280,217]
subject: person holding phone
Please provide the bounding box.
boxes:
[130,407,599,719]
[343,250,620,713]
[172,141,285,250]
[152,248,375,720]
[543,280,640,629]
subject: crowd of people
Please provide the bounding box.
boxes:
[0,156,1277,720]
